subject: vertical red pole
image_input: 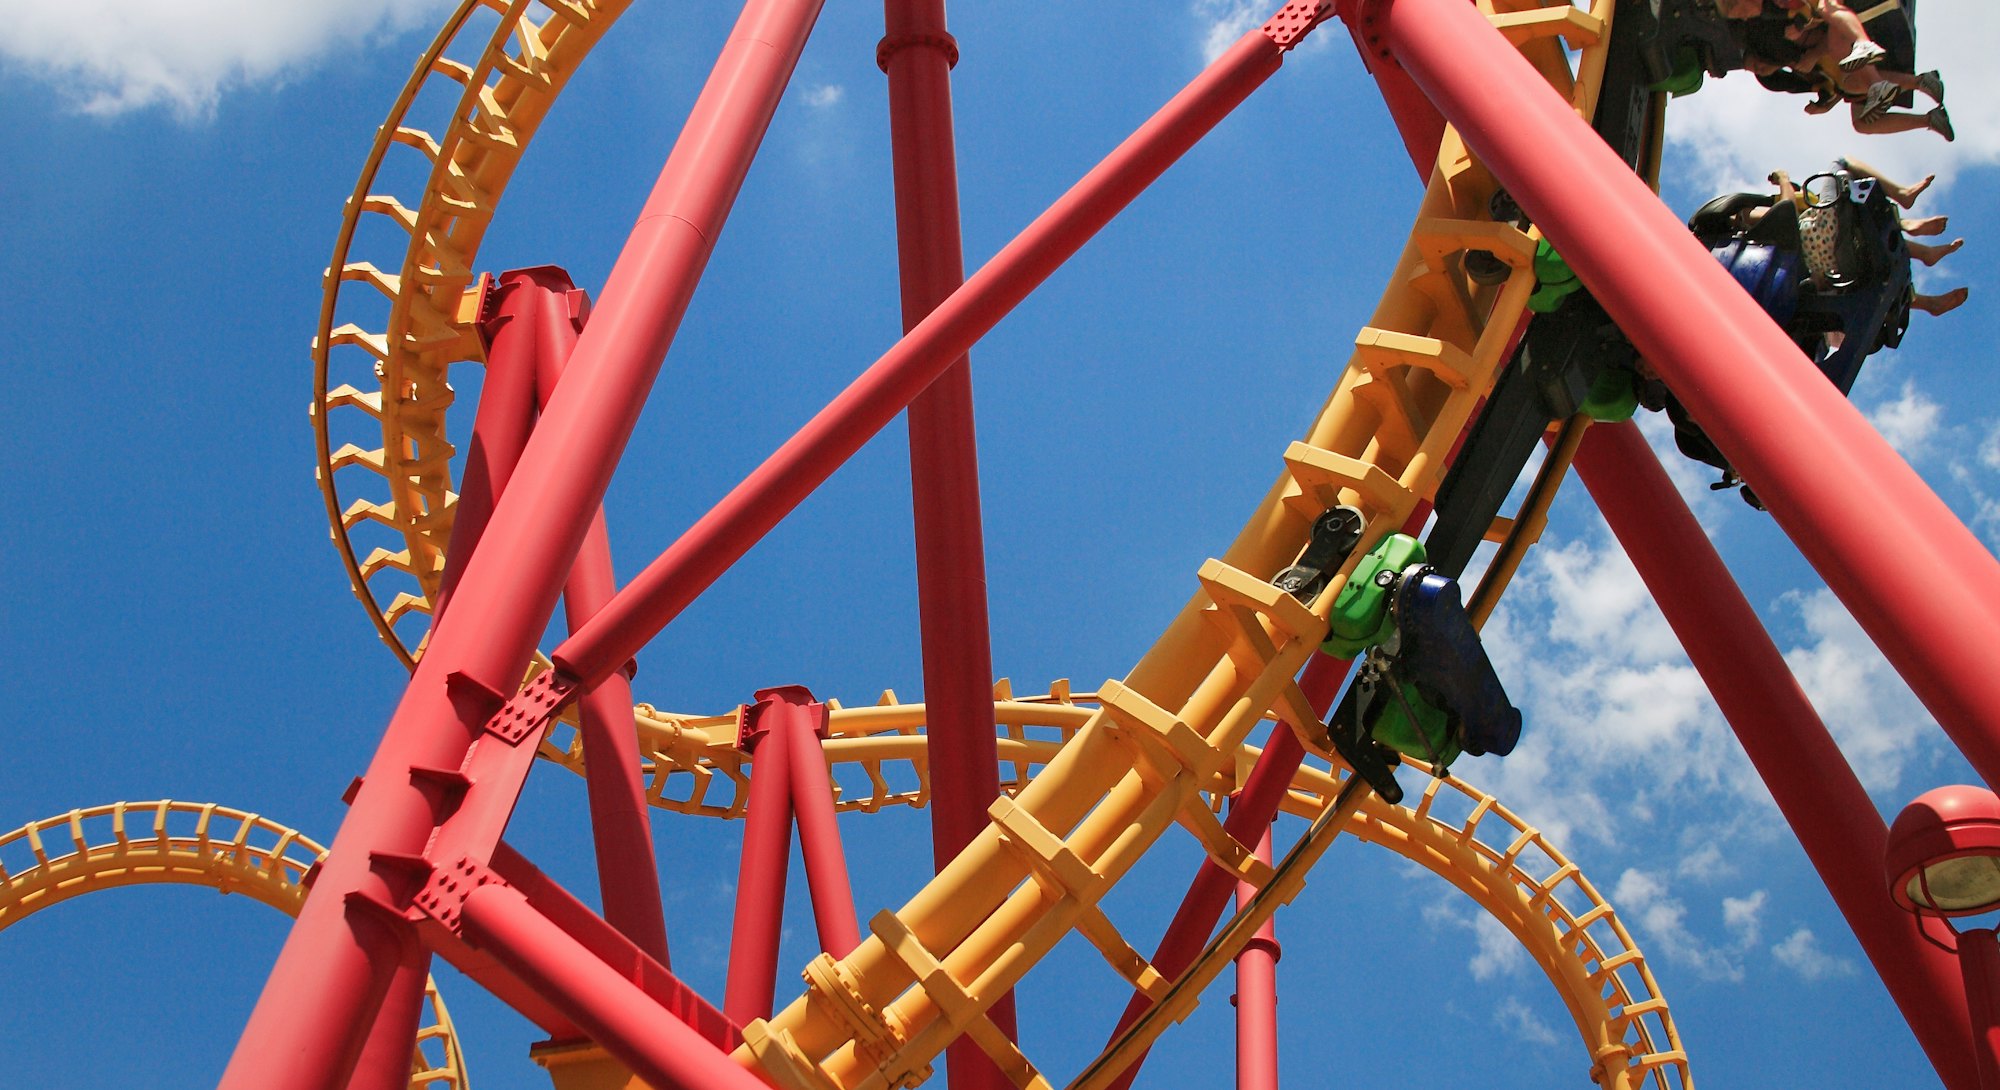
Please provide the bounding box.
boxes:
[1573,421,1977,1090]
[878,3,1015,1084]
[1367,0,2000,791]
[725,692,797,1026]
[218,3,825,1085]
[518,271,673,967]
[1232,820,1280,1090]
[1959,929,2000,1090]
[780,689,863,957]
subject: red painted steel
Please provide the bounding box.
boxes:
[458,882,768,1090]
[433,271,544,621]
[879,3,1018,1084]
[725,692,797,1026]
[779,690,863,958]
[1233,822,1280,1090]
[1369,0,2000,792]
[521,275,672,966]
[1960,929,2000,1090]
[217,3,825,1085]
[1575,421,1977,1090]
[552,26,1296,686]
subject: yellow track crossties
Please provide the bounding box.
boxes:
[0,801,467,1090]
[315,0,635,666]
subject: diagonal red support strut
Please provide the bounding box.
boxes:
[216,3,827,1086]
[1574,422,1978,1090]
[553,21,1317,687]
[1335,2,1982,1083]
[1364,0,2000,793]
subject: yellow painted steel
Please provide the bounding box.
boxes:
[314,0,637,666]
[299,0,1694,1087]
[0,801,468,1090]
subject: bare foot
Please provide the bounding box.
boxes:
[1912,236,1960,264]
[1913,286,1969,316]
[1893,173,1935,209]
[1903,214,1948,236]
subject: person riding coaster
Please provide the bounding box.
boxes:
[1640,165,1915,505]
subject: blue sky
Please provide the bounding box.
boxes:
[3,2,1998,1088]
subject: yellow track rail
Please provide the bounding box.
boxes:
[0,801,467,1090]
[303,0,1686,1086]
[314,0,635,666]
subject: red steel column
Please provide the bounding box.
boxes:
[1574,421,1977,1090]
[218,4,825,1086]
[555,24,1305,686]
[878,4,1016,1085]
[458,882,768,1090]
[1366,0,2000,790]
[1959,929,2000,1090]
[522,273,673,966]
[780,690,862,957]
[1232,821,1280,1090]
[725,693,797,1026]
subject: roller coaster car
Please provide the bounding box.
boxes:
[1327,557,1522,802]
[1636,0,1744,87]
[1659,171,1913,498]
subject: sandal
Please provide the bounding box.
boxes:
[1839,39,1887,71]
[1857,80,1898,121]
[1928,106,1956,142]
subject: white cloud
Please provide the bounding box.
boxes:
[803,83,845,110]
[1678,842,1732,882]
[1425,899,1530,981]
[1722,889,1767,946]
[1190,0,1333,65]
[1193,1,1266,65]
[1612,869,1751,982]
[1863,379,1944,459]
[1495,995,1561,1047]
[1772,926,1858,980]
[1,0,452,119]
[1664,7,2000,202]
[1780,588,1941,794]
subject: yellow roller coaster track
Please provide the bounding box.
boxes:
[535,692,1687,1087]
[0,801,467,1090]
[303,0,1685,1087]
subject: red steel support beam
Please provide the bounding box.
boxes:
[553,19,1317,687]
[779,688,863,958]
[433,272,543,622]
[458,882,767,1090]
[878,5,1017,1085]
[1574,421,1977,1090]
[725,690,798,1026]
[218,3,824,1085]
[342,273,554,1090]
[520,272,673,967]
[1366,0,2000,792]
[880,0,998,881]
[1233,820,1280,1090]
